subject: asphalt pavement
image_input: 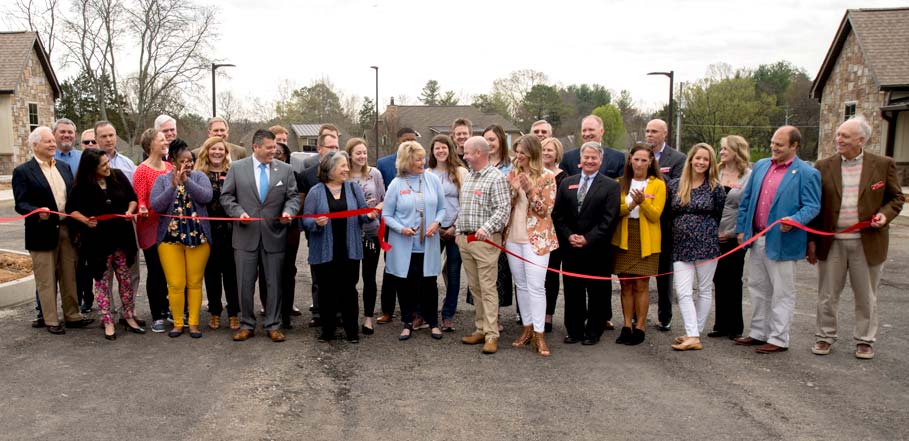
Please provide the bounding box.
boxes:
[0,205,907,441]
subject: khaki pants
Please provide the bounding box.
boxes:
[816,239,881,346]
[747,237,797,348]
[29,225,80,326]
[457,233,501,339]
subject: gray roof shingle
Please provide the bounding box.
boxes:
[386,105,520,141]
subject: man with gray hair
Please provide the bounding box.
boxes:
[807,117,904,360]
[530,119,552,141]
[154,114,178,146]
[457,136,511,354]
[52,118,81,174]
[552,141,621,345]
[13,127,94,334]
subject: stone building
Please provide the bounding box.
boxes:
[0,31,60,174]
[811,8,909,184]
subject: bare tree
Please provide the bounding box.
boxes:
[6,0,59,56]
[491,69,550,118]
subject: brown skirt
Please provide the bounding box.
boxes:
[614,218,659,276]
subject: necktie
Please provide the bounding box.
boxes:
[258,163,268,203]
[578,175,590,213]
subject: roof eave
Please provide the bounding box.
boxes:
[811,11,852,101]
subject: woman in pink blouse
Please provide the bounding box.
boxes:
[503,135,558,356]
[133,128,174,333]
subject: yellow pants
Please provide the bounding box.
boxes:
[158,242,211,327]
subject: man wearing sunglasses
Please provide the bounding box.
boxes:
[52,118,81,175]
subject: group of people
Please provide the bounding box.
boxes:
[14,110,903,360]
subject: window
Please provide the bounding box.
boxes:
[28,103,39,131]
[844,102,857,121]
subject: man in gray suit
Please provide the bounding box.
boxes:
[645,118,686,332]
[220,129,300,342]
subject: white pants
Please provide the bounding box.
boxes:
[673,260,718,338]
[505,241,550,333]
[747,237,797,348]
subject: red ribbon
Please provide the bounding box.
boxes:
[10,207,392,251]
[466,218,874,281]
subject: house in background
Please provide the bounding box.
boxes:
[290,123,342,153]
[0,31,60,174]
[379,101,521,156]
[811,7,909,184]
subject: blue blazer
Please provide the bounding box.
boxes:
[301,181,371,265]
[736,157,821,261]
[559,146,625,178]
[382,172,446,278]
[376,153,397,189]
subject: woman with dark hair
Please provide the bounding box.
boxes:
[66,148,140,341]
[150,142,213,338]
[504,135,558,356]
[709,135,752,339]
[541,137,566,332]
[612,143,666,346]
[302,151,375,343]
[428,134,468,332]
[668,143,726,351]
[345,137,386,334]
[483,124,514,323]
[274,142,292,163]
[383,141,446,341]
[133,128,174,333]
[195,136,240,331]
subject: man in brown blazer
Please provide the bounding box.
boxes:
[807,117,904,360]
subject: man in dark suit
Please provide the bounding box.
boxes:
[220,129,300,342]
[807,117,904,360]
[559,115,625,178]
[552,142,621,345]
[12,127,93,334]
[645,118,686,331]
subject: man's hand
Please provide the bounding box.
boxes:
[780,216,793,232]
[279,212,292,224]
[239,213,252,225]
[475,228,489,241]
[871,213,887,228]
[569,234,587,248]
[806,241,818,265]
[37,207,50,220]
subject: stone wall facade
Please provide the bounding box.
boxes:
[818,31,887,159]
[0,49,56,174]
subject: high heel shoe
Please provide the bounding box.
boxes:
[399,325,413,341]
[104,324,116,341]
[626,328,645,346]
[361,321,375,335]
[123,320,146,334]
[616,327,632,344]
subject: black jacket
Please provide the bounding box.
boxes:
[552,172,621,269]
[12,158,74,251]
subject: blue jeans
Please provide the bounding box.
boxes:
[440,236,462,320]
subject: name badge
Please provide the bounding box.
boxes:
[400,189,412,195]
[568,184,579,190]
[660,167,671,173]
[473,190,483,196]
[871,180,885,190]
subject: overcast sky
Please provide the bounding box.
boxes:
[7,0,908,118]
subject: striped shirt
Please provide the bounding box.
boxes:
[835,151,863,239]
[457,165,511,235]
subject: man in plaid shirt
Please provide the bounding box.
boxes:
[456,136,512,354]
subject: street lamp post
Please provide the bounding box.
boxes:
[647,70,674,148]
[211,63,236,117]
[370,66,379,160]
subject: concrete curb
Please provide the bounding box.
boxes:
[0,248,34,308]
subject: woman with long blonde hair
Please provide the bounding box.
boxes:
[503,135,558,356]
[667,143,726,351]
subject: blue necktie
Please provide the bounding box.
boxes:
[258,163,268,203]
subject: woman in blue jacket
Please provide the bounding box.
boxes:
[302,151,375,343]
[383,141,446,341]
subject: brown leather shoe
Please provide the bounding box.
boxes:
[267,330,286,342]
[604,320,616,331]
[855,343,874,360]
[755,343,788,354]
[228,316,240,330]
[734,336,766,346]
[482,337,498,354]
[376,313,393,324]
[209,315,221,330]
[461,331,485,345]
[512,325,533,347]
[532,332,551,357]
[232,329,254,341]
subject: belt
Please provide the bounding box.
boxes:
[459,231,476,236]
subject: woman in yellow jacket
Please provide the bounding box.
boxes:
[612,143,666,345]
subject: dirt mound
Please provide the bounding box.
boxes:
[0,253,32,283]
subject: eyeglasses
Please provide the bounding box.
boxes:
[82,140,97,145]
